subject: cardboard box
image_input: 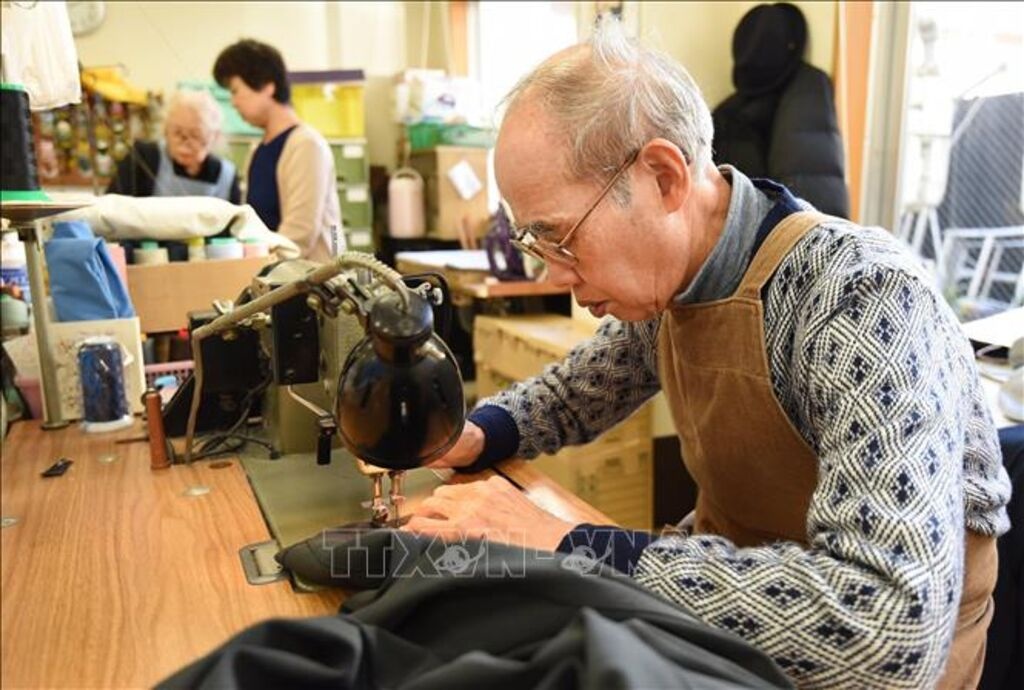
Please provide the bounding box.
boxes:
[408,146,491,240]
[126,257,271,333]
[533,440,654,530]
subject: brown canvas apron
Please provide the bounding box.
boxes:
[656,211,996,688]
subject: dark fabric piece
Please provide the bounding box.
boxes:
[709,93,779,178]
[248,125,297,231]
[765,65,849,219]
[712,3,848,219]
[713,63,849,218]
[106,140,241,203]
[731,3,807,97]
[161,532,792,689]
[556,523,655,575]
[980,424,1024,690]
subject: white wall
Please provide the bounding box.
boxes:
[73,1,406,167]
[637,1,836,109]
[74,2,332,96]
[72,1,837,170]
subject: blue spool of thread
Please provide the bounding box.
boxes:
[78,337,133,433]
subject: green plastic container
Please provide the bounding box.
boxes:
[438,124,495,148]
[406,122,443,151]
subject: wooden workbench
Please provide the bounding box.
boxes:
[0,420,610,688]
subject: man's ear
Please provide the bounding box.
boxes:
[261,82,276,100]
[639,138,689,214]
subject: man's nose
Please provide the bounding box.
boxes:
[546,261,579,289]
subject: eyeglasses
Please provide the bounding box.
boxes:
[167,127,209,147]
[511,149,641,268]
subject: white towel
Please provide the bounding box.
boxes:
[0,1,81,110]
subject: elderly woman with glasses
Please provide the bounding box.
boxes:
[107,90,240,202]
[404,16,1010,690]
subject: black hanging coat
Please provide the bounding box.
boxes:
[712,3,850,218]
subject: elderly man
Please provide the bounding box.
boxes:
[406,19,1010,689]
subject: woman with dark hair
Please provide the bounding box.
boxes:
[213,39,342,262]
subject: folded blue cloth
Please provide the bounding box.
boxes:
[44,220,135,322]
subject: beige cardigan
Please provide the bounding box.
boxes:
[246,123,343,262]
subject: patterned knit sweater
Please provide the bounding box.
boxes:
[467,168,1011,688]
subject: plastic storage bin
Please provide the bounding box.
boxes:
[438,124,495,148]
[143,360,194,389]
[290,70,366,139]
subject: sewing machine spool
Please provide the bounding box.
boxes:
[0,84,47,203]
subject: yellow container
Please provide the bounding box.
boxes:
[292,83,365,138]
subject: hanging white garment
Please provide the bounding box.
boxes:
[0,1,82,110]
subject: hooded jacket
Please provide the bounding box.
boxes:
[711,3,850,218]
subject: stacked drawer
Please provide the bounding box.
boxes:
[474,314,654,529]
[329,138,373,254]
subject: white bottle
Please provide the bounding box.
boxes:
[0,232,30,304]
[388,168,426,238]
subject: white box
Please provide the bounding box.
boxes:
[6,317,146,419]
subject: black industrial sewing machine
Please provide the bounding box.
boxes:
[163,252,466,529]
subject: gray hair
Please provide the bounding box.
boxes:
[165,89,223,143]
[503,15,714,199]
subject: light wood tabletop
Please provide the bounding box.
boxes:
[1,419,611,688]
[395,253,570,305]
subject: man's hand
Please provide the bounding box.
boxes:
[424,421,486,469]
[404,475,575,551]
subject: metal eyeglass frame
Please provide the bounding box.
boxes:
[510,149,641,268]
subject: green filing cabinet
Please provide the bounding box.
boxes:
[343,227,374,254]
[338,183,371,227]
[330,137,373,253]
[329,138,369,185]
